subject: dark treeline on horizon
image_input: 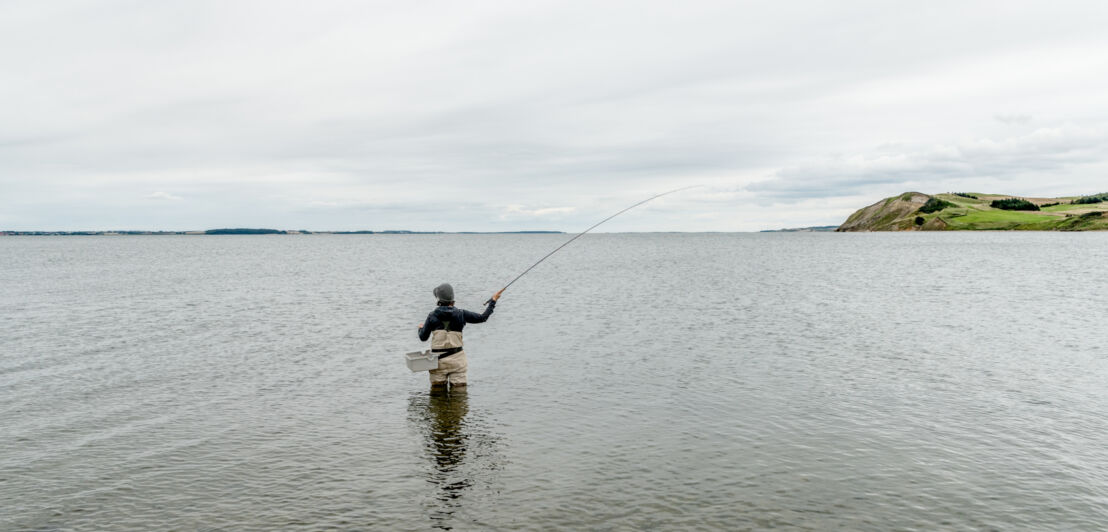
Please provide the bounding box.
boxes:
[0,228,566,236]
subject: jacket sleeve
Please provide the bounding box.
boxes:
[462,300,496,324]
[418,311,437,341]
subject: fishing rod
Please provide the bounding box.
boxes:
[486,185,701,304]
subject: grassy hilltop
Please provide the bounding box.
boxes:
[837,192,1108,231]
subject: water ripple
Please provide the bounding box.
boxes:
[1,233,1107,530]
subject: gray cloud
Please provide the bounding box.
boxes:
[747,125,1108,200]
[3,1,1108,231]
[995,114,1033,126]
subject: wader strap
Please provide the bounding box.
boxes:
[433,347,463,358]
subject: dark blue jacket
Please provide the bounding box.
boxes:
[418,301,496,341]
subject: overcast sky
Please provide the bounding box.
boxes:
[4,1,1108,231]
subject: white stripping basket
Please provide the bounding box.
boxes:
[405,350,439,372]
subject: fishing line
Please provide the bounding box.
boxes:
[486,185,702,304]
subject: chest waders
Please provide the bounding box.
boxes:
[430,321,464,359]
[427,321,468,386]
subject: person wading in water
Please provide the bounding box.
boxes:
[418,283,503,390]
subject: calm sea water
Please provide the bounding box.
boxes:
[2,233,1107,531]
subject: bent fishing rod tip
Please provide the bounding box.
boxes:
[479,185,702,307]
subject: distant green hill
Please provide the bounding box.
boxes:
[837,192,1108,231]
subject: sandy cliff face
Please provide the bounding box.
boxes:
[836,192,932,232]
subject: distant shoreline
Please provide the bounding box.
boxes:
[760,225,838,233]
[0,229,567,236]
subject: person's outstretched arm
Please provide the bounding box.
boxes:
[463,290,503,324]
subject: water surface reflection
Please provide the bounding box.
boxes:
[408,389,503,530]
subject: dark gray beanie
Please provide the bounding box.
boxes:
[433,283,454,302]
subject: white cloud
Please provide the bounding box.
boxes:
[145,191,183,201]
[3,1,1108,231]
[500,205,577,219]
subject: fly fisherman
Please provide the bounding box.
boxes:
[418,283,503,389]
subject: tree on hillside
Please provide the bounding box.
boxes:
[990,198,1039,211]
[918,197,954,214]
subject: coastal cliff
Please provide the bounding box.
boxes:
[837,192,1108,231]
